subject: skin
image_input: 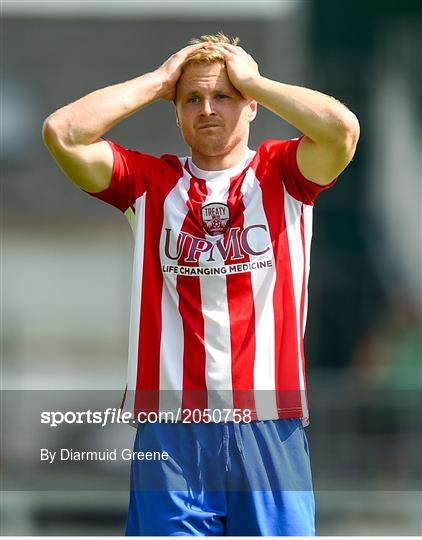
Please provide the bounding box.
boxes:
[42,43,211,192]
[42,41,359,192]
[174,61,257,170]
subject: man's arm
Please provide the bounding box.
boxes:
[42,43,208,193]
[217,44,360,186]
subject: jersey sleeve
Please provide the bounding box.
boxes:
[262,137,338,205]
[83,139,161,212]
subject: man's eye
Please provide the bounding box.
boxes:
[216,94,229,100]
[188,96,200,103]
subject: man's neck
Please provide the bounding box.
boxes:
[191,143,249,171]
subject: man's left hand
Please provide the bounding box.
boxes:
[212,44,261,97]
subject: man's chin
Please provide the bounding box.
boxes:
[191,139,231,157]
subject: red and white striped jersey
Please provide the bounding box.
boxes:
[87,137,336,423]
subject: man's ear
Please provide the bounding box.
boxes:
[248,100,258,123]
[175,112,180,127]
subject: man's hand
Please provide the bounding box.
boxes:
[205,43,359,186]
[155,43,210,101]
[210,43,261,97]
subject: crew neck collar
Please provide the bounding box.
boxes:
[187,148,256,180]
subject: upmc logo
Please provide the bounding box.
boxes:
[164,225,271,264]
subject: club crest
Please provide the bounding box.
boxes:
[201,203,231,236]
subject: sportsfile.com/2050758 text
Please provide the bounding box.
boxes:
[40,408,253,427]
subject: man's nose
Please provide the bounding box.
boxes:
[200,99,214,115]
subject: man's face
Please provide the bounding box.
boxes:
[175,61,256,160]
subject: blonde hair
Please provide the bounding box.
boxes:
[184,31,240,67]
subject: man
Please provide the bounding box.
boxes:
[43,32,359,536]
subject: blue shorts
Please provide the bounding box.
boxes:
[125,418,315,536]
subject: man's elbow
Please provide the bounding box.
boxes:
[42,117,55,148]
[42,114,62,150]
[42,111,72,151]
[337,111,360,162]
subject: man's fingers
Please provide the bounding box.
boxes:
[217,43,248,55]
[179,42,212,56]
[208,44,256,65]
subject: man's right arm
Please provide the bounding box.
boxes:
[42,43,207,193]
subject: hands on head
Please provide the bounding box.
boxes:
[156,43,207,101]
[206,43,260,96]
[156,42,260,101]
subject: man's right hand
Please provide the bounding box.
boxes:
[42,43,207,193]
[155,43,209,101]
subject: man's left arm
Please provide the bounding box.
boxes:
[217,44,360,185]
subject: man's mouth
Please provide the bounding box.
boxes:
[197,124,222,130]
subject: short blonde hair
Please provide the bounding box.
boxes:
[183,31,240,67]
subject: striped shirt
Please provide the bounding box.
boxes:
[87,136,336,423]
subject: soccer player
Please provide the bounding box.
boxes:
[43,33,359,536]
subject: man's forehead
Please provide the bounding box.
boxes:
[178,62,233,92]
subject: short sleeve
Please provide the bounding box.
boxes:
[262,137,338,205]
[83,140,159,212]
